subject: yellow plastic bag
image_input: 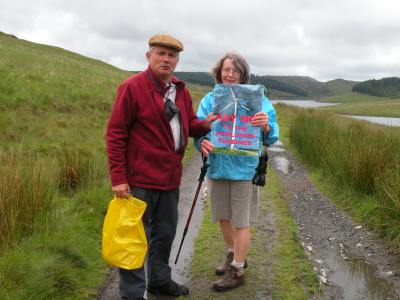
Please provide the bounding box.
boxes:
[102,195,147,270]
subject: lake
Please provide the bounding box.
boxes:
[343,115,400,127]
[271,100,400,127]
[271,99,337,108]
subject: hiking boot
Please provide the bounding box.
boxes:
[121,297,144,300]
[147,280,189,297]
[215,252,248,276]
[213,264,245,291]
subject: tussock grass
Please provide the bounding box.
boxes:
[283,105,400,248]
[0,149,58,251]
[0,147,107,251]
[58,147,107,193]
[0,185,111,300]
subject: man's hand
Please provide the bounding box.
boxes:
[200,139,215,157]
[252,112,270,133]
[203,113,218,130]
[112,183,130,198]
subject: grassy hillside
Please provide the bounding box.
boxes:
[0,30,131,299]
[323,78,357,96]
[0,31,208,299]
[0,31,132,151]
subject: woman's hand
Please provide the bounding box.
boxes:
[252,112,270,133]
[203,113,218,130]
[200,139,215,157]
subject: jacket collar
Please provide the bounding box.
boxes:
[146,66,185,94]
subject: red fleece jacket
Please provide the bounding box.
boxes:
[106,68,209,190]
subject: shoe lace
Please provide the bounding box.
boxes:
[224,252,234,267]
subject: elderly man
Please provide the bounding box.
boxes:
[106,34,216,300]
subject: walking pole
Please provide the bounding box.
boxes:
[174,154,209,264]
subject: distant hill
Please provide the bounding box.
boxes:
[352,77,400,98]
[175,72,358,99]
[267,75,331,98]
[324,79,358,95]
[174,72,214,86]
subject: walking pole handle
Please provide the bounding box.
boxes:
[199,154,209,182]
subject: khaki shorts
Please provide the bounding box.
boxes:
[207,178,259,228]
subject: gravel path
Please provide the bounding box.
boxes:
[269,141,400,300]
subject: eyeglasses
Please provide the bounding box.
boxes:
[164,98,179,121]
[222,67,241,76]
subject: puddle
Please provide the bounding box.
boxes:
[326,245,399,300]
[268,146,285,152]
[271,99,338,108]
[271,156,294,174]
[170,154,207,285]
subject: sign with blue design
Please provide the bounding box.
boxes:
[211,84,263,155]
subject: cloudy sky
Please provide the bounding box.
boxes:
[1,0,399,81]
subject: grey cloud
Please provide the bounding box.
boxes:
[0,0,399,80]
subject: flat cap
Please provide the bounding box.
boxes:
[148,34,184,52]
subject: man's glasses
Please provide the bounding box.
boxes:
[164,98,179,121]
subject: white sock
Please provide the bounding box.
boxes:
[228,248,234,253]
[231,259,245,269]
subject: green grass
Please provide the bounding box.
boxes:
[189,170,319,299]
[0,185,111,299]
[0,31,216,299]
[320,98,400,117]
[320,91,387,103]
[0,32,130,154]
[317,91,400,117]
[0,149,58,250]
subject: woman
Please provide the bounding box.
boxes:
[195,52,279,291]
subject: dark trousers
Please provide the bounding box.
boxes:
[119,187,179,298]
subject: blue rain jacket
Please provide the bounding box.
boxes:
[195,91,279,180]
